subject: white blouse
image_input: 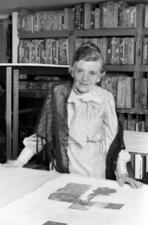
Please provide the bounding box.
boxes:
[17,85,130,178]
[67,86,118,178]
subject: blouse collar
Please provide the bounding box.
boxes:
[68,85,102,104]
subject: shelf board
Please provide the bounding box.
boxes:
[74,28,136,37]
[18,28,136,39]
[117,108,148,114]
[0,63,69,68]
[0,63,70,75]
[19,30,70,39]
[105,64,135,72]
[19,90,48,98]
[19,107,40,114]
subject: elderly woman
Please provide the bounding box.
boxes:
[5,42,142,188]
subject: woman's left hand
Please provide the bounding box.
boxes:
[117,173,143,189]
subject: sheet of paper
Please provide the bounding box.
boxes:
[0,173,147,225]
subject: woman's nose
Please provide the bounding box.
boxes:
[82,72,88,81]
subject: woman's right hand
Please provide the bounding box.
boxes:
[2,159,24,167]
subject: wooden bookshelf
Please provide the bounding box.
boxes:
[11,2,148,130]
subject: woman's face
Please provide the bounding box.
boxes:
[71,60,102,94]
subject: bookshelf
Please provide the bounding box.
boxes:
[0,63,69,160]
[8,0,148,180]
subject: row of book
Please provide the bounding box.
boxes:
[18,36,148,66]
[119,113,148,132]
[19,81,51,90]
[131,154,148,180]
[75,37,135,65]
[19,80,61,90]
[101,76,134,109]
[18,38,69,65]
[74,1,136,29]
[101,76,148,109]
[18,8,70,32]
[18,1,137,32]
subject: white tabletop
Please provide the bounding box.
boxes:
[0,168,147,225]
[0,167,60,208]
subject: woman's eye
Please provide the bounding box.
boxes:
[89,72,96,76]
[77,69,83,73]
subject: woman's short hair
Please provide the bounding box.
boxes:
[72,42,105,74]
[72,42,104,64]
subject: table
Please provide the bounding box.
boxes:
[0,167,147,225]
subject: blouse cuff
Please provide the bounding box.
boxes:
[17,147,36,165]
[116,150,131,176]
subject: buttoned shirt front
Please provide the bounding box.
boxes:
[67,85,118,178]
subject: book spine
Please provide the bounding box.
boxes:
[74,4,81,29]
[144,5,148,27]
[84,3,92,29]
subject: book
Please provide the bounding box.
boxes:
[52,39,58,64]
[135,154,143,179]
[94,7,100,29]
[74,4,81,29]
[144,5,148,27]
[116,76,126,108]
[140,78,148,109]
[143,38,148,64]
[45,39,52,64]
[111,37,120,64]
[58,39,69,65]
[83,3,93,29]
[101,1,114,28]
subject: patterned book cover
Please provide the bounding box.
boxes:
[39,40,46,64]
[127,38,135,64]
[124,77,134,108]
[74,4,81,29]
[116,76,126,108]
[33,12,39,32]
[58,39,69,65]
[101,75,118,103]
[111,37,120,64]
[52,39,58,64]
[113,2,118,27]
[117,1,128,27]
[144,5,148,27]
[94,7,100,29]
[83,3,93,29]
[101,1,114,28]
[123,38,129,64]
[143,38,148,64]
[106,38,112,64]
[119,37,124,64]
[45,39,52,64]
[128,6,136,27]
[140,78,148,109]
[97,37,108,63]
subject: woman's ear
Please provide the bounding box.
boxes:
[69,66,74,78]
